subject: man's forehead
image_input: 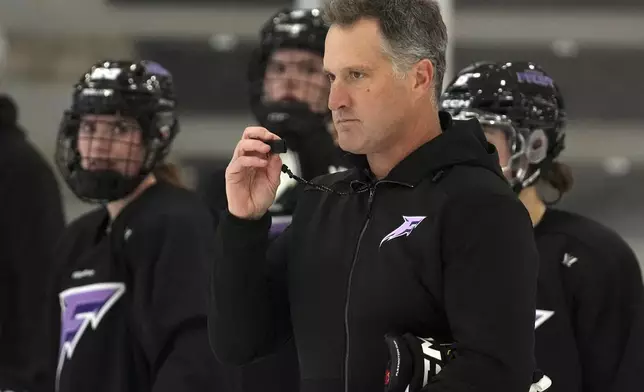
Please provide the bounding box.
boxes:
[324,20,385,71]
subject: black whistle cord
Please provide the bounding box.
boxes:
[280,164,370,196]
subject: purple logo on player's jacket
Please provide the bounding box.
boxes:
[269,215,293,238]
[380,216,427,248]
[56,283,126,388]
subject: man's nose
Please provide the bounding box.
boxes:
[328,81,350,111]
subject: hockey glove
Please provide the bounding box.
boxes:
[384,333,454,392]
[384,333,552,392]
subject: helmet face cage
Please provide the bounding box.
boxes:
[260,48,329,115]
[249,8,330,136]
[55,60,178,203]
[453,109,532,189]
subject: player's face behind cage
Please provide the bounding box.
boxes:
[77,114,145,178]
[55,59,178,203]
[262,48,329,115]
[480,121,552,191]
[451,108,532,189]
[482,125,528,184]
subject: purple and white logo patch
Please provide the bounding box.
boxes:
[270,215,292,237]
[56,283,126,387]
[380,216,426,248]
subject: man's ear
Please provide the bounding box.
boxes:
[412,59,435,96]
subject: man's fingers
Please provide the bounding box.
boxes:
[232,139,271,159]
[242,126,281,142]
[228,155,269,174]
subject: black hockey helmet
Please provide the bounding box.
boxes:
[440,61,566,193]
[55,60,179,203]
[248,8,330,137]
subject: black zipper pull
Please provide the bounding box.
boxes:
[432,170,445,183]
[367,186,376,217]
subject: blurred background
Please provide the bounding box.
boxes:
[1,0,644,267]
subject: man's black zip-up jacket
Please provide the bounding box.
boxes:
[209,112,540,392]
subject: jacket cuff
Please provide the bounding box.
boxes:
[219,210,271,246]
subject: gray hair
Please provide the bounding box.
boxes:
[322,0,448,103]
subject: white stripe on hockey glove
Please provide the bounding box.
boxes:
[384,333,552,392]
[384,333,453,392]
[529,369,553,392]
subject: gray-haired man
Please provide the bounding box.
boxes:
[209,1,540,391]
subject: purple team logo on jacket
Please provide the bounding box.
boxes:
[56,283,126,388]
[380,216,427,248]
[270,215,293,237]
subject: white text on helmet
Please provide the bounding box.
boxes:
[90,68,122,81]
[441,99,471,110]
[275,23,308,37]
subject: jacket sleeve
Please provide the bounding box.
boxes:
[198,169,228,214]
[0,160,65,392]
[208,211,293,366]
[562,236,644,392]
[609,294,644,392]
[428,194,539,392]
[133,210,227,392]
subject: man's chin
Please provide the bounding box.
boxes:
[337,136,366,155]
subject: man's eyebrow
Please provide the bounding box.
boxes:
[350,65,373,73]
[323,65,374,74]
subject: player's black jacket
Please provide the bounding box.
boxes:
[533,208,644,392]
[0,95,66,391]
[209,112,540,392]
[50,181,228,392]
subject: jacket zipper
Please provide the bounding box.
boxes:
[342,180,415,391]
[344,185,376,392]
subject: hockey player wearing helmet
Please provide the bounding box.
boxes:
[202,9,348,392]
[202,7,346,236]
[442,61,644,392]
[47,60,227,392]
